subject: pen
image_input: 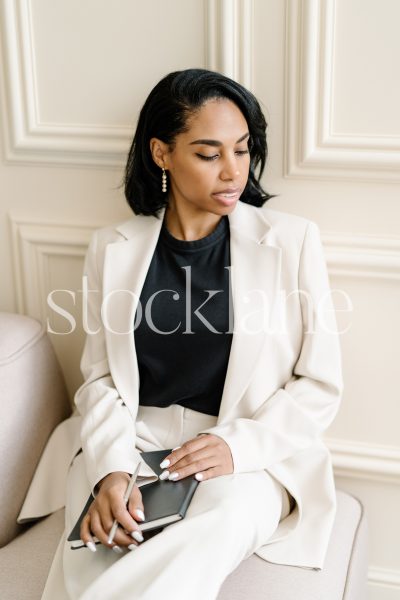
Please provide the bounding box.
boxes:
[107,462,141,546]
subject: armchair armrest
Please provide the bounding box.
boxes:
[0,312,71,547]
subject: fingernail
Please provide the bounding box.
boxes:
[134,508,145,521]
[172,446,181,451]
[159,470,170,480]
[195,473,203,481]
[131,530,144,543]
[86,541,97,552]
[112,545,123,554]
[160,458,170,469]
[168,472,179,481]
[128,544,138,551]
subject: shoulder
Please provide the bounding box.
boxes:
[84,217,134,277]
[259,206,320,251]
[88,212,148,250]
[261,206,314,233]
[90,219,131,247]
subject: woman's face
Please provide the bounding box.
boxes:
[154,98,251,218]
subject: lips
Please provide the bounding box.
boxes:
[213,188,240,196]
[212,188,241,206]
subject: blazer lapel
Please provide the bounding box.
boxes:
[103,212,164,414]
[102,202,282,421]
[217,202,281,422]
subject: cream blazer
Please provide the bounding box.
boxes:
[18,201,343,571]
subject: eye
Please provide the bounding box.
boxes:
[196,153,219,161]
[235,150,249,156]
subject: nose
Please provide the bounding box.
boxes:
[219,155,240,181]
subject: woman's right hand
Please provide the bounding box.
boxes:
[80,471,145,553]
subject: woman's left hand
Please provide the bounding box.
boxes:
[159,434,234,482]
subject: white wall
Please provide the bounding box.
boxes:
[1,1,399,597]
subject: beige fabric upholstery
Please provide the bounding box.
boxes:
[217,490,369,599]
[0,509,65,600]
[0,312,71,547]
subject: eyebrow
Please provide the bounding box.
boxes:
[189,132,250,147]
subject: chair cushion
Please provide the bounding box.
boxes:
[0,509,65,600]
[217,490,368,600]
[0,312,71,547]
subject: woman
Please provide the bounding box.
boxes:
[33,68,342,599]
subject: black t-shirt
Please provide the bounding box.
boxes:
[134,214,233,416]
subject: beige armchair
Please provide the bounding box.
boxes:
[0,312,369,599]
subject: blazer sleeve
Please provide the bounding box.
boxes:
[197,221,343,473]
[74,230,144,495]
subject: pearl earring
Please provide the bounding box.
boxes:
[162,168,167,193]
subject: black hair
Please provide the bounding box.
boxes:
[124,68,274,216]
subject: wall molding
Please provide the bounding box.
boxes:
[326,437,400,484]
[322,232,400,281]
[285,0,400,181]
[0,0,135,167]
[9,215,102,321]
[206,0,253,88]
[321,232,400,485]
[368,566,400,592]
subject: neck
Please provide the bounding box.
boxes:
[164,199,222,241]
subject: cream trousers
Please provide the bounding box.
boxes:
[42,404,291,600]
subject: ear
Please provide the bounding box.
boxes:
[150,138,169,169]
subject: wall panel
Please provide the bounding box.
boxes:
[1,0,206,165]
[284,0,400,181]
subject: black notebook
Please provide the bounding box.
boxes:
[67,449,199,548]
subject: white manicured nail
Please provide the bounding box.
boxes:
[172,446,181,451]
[86,541,96,552]
[159,470,170,480]
[131,530,144,543]
[195,473,203,481]
[112,545,123,554]
[160,459,170,469]
[168,472,179,481]
[128,544,137,551]
[134,508,145,521]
